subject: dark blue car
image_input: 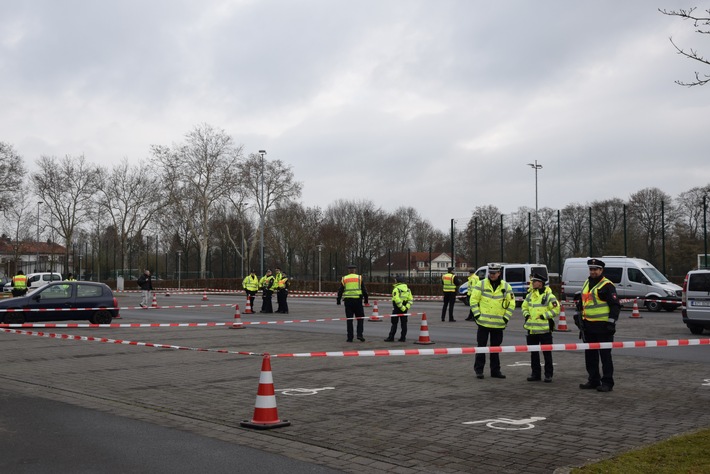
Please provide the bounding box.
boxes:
[0,281,119,325]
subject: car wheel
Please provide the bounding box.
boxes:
[91,310,113,324]
[3,311,26,325]
[688,324,704,335]
[645,299,662,312]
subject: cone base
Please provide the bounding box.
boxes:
[414,340,435,345]
[228,324,244,329]
[368,318,382,322]
[240,419,291,430]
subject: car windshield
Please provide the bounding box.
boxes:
[642,267,669,283]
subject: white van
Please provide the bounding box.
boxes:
[3,272,63,293]
[561,257,682,311]
[458,263,549,299]
[681,269,710,335]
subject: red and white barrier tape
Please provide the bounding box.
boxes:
[0,303,238,313]
[3,327,708,359]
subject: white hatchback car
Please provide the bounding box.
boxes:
[3,272,64,293]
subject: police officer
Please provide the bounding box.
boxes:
[385,276,413,342]
[259,269,275,313]
[272,267,284,312]
[578,258,620,392]
[522,272,560,383]
[464,268,480,321]
[275,272,289,314]
[242,269,259,313]
[11,270,28,297]
[337,264,369,342]
[469,263,515,379]
[441,266,460,322]
[65,273,77,281]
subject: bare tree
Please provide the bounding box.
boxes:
[0,142,27,214]
[660,7,710,86]
[152,124,243,278]
[95,159,165,272]
[628,187,674,262]
[238,153,303,270]
[31,155,101,270]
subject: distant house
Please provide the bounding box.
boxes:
[0,237,68,277]
[370,251,470,280]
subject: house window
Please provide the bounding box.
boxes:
[417,262,424,268]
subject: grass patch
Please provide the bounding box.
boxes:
[573,428,710,473]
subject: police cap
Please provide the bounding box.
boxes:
[530,272,546,283]
[487,262,503,273]
[347,263,357,269]
[587,258,605,269]
[447,266,455,272]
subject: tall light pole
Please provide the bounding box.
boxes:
[36,201,43,272]
[258,150,267,276]
[317,243,324,293]
[527,160,543,263]
[177,250,182,290]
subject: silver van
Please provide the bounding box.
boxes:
[562,257,682,311]
[682,269,710,335]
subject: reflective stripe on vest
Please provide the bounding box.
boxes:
[472,280,514,329]
[342,274,362,298]
[523,288,558,334]
[442,273,456,292]
[582,278,612,322]
[13,275,28,289]
[243,275,259,291]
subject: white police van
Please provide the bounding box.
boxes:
[561,256,681,311]
[458,263,549,300]
[682,269,710,335]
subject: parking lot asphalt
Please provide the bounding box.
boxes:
[2,293,710,473]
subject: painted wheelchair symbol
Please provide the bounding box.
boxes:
[702,379,710,387]
[275,387,335,396]
[463,416,546,430]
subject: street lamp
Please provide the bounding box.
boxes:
[258,150,266,276]
[177,250,182,290]
[36,201,43,272]
[317,244,324,293]
[527,160,543,263]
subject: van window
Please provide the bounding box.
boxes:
[642,267,669,283]
[628,268,647,284]
[476,269,486,280]
[531,266,548,279]
[604,267,623,284]
[28,275,40,284]
[505,267,526,283]
[688,273,710,292]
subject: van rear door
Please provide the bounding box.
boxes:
[686,272,710,320]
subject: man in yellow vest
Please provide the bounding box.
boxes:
[242,269,259,313]
[522,272,560,383]
[578,258,620,392]
[336,263,369,342]
[275,272,289,314]
[385,276,413,342]
[441,266,461,322]
[469,263,515,379]
[11,270,28,297]
[259,269,275,313]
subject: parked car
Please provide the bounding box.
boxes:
[681,269,710,335]
[3,272,63,293]
[0,281,119,324]
[562,256,681,311]
[458,263,549,300]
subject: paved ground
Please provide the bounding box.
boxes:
[1,294,710,473]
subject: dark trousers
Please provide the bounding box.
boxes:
[388,306,408,340]
[441,292,457,321]
[277,290,288,313]
[474,325,504,375]
[584,330,614,387]
[526,332,554,378]
[344,298,365,340]
[261,290,273,313]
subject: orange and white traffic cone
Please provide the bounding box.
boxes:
[368,300,382,322]
[202,290,208,301]
[151,292,158,308]
[414,312,435,345]
[240,354,290,430]
[245,295,254,314]
[630,300,642,319]
[229,305,244,329]
[557,305,570,332]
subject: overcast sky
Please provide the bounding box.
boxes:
[2,1,708,232]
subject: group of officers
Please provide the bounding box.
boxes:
[242,267,290,314]
[335,259,620,391]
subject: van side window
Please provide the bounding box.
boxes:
[505,268,525,283]
[51,274,62,281]
[628,268,645,284]
[604,267,623,284]
[476,270,486,280]
[688,273,710,292]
